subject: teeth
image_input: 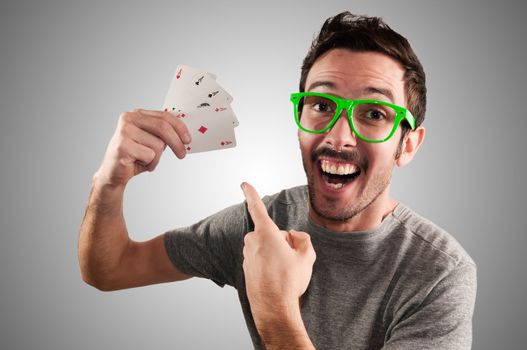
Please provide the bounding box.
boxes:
[327,182,344,189]
[320,159,359,175]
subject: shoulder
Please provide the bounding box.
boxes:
[261,184,309,205]
[391,204,476,269]
[259,185,309,228]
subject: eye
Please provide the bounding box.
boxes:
[365,108,387,120]
[312,99,334,113]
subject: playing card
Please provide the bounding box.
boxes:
[162,64,210,113]
[178,71,238,128]
[175,107,236,154]
[163,64,239,128]
[162,64,238,154]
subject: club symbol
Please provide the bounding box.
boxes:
[198,126,208,134]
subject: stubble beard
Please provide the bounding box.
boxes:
[305,161,393,222]
[303,142,402,223]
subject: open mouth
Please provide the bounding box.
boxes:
[318,158,361,190]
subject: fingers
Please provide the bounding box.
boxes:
[125,123,167,172]
[240,182,277,229]
[124,138,156,167]
[121,109,191,159]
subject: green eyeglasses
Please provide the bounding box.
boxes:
[290,92,416,143]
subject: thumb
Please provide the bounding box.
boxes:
[288,230,314,253]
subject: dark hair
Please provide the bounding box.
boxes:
[300,12,427,133]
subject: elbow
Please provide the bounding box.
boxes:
[81,274,110,292]
[79,264,118,292]
[80,270,111,292]
[78,251,119,292]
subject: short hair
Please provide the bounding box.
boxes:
[299,12,427,133]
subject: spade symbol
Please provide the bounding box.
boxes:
[208,90,219,98]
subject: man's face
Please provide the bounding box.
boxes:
[298,48,407,227]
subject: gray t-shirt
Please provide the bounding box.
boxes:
[164,185,477,349]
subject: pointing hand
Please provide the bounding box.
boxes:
[241,182,316,319]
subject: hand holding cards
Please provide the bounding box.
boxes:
[163,64,238,154]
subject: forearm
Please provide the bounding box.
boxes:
[254,301,315,350]
[78,173,130,290]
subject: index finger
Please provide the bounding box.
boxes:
[241,182,277,229]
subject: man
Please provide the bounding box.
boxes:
[78,12,477,349]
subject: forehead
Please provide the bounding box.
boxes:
[306,48,406,104]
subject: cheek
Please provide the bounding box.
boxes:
[362,142,398,171]
[298,132,318,156]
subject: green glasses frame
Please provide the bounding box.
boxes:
[290,91,416,143]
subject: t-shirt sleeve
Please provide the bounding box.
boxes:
[382,262,477,350]
[163,201,250,288]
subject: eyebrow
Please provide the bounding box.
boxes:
[362,87,394,103]
[307,81,337,91]
[306,81,395,103]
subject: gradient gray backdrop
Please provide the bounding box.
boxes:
[1,0,525,349]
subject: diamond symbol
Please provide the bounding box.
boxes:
[198,126,208,134]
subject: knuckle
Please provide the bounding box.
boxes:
[154,142,165,155]
[119,122,131,137]
[119,111,133,123]
[162,112,175,123]
[157,120,172,135]
[173,117,187,131]
[243,232,254,245]
[115,139,130,156]
[161,111,173,119]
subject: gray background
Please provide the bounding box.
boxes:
[1,0,525,349]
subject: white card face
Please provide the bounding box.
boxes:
[176,107,236,154]
[163,64,238,154]
[163,65,210,108]
[163,65,239,128]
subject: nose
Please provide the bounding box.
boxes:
[324,109,358,149]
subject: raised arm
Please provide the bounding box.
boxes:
[78,109,192,291]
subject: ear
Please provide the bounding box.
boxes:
[395,126,425,167]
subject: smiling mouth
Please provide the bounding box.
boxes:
[319,158,362,190]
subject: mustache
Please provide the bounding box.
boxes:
[311,147,368,171]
